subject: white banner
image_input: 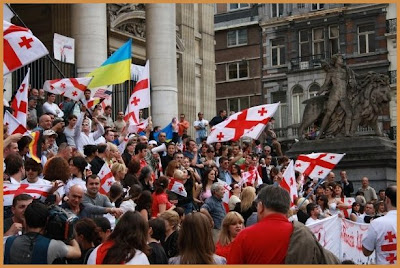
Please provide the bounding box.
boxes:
[341,219,375,264]
[307,215,375,264]
[307,215,341,257]
[53,33,75,64]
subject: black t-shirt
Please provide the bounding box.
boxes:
[3,217,14,234]
[148,242,168,264]
[90,156,105,175]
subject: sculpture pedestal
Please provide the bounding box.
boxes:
[286,136,396,191]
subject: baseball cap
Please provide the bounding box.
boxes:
[97,115,107,121]
[52,117,64,127]
[43,129,58,137]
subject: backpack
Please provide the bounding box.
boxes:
[4,233,51,264]
[45,205,79,241]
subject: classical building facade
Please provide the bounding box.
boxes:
[214,3,396,147]
[6,3,216,134]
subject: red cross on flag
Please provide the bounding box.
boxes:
[43,77,93,101]
[98,163,116,195]
[3,183,53,206]
[11,68,29,125]
[279,160,298,207]
[125,60,150,123]
[4,110,27,135]
[168,178,187,197]
[3,21,49,75]
[240,168,263,187]
[128,117,149,134]
[294,152,345,179]
[207,103,279,144]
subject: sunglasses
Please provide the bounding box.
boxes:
[25,167,38,172]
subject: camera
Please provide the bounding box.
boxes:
[45,205,79,242]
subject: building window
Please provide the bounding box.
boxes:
[271,4,284,17]
[297,4,305,9]
[329,25,340,56]
[227,61,248,80]
[227,29,247,47]
[299,30,310,60]
[358,24,375,54]
[292,86,304,124]
[272,91,288,128]
[309,83,320,98]
[228,3,249,11]
[311,4,324,10]
[228,96,250,114]
[271,38,286,66]
[312,28,325,57]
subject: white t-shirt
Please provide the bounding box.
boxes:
[43,102,64,118]
[21,178,52,185]
[362,210,397,264]
[87,245,150,265]
[64,127,76,147]
[193,119,209,139]
[305,217,320,226]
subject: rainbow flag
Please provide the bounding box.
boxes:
[87,39,132,88]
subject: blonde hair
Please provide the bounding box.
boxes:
[108,142,119,153]
[218,212,244,246]
[111,162,127,177]
[173,169,185,180]
[159,210,180,230]
[240,186,256,212]
[296,197,309,213]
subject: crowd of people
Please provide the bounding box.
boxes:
[3,87,397,264]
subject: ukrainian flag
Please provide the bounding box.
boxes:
[87,39,132,89]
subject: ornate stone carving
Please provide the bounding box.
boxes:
[298,55,391,139]
[108,4,146,38]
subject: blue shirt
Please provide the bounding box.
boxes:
[201,195,226,229]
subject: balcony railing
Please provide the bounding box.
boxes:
[389,70,397,85]
[386,18,397,34]
[290,54,327,71]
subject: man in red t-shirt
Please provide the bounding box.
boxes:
[228,185,293,264]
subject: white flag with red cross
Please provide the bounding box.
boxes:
[125,60,150,123]
[98,163,116,195]
[240,168,262,187]
[168,178,187,197]
[207,103,279,144]
[11,68,30,125]
[128,117,149,134]
[43,77,93,101]
[279,160,298,207]
[3,183,53,206]
[3,21,49,75]
[294,153,345,179]
[4,110,27,135]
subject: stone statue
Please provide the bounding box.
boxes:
[298,56,391,139]
[316,54,357,138]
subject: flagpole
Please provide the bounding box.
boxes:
[6,4,66,79]
[297,175,327,209]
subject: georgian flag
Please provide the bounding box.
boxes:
[4,110,27,135]
[98,163,116,194]
[125,60,150,123]
[168,178,187,197]
[3,183,53,206]
[207,103,279,144]
[217,179,231,212]
[11,68,29,125]
[128,117,149,134]
[279,160,298,207]
[240,168,262,187]
[3,21,49,75]
[341,197,355,218]
[43,77,93,101]
[294,153,345,179]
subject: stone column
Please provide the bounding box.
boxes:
[146,4,178,127]
[71,4,108,77]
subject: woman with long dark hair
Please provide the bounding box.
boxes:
[230,164,242,184]
[70,218,102,264]
[135,190,153,221]
[199,168,218,201]
[65,156,88,194]
[152,176,175,218]
[87,211,150,264]
[169,212,226,264]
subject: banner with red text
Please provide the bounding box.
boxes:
[307,215,375,264]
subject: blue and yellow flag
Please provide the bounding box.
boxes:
[87,39,132,88]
